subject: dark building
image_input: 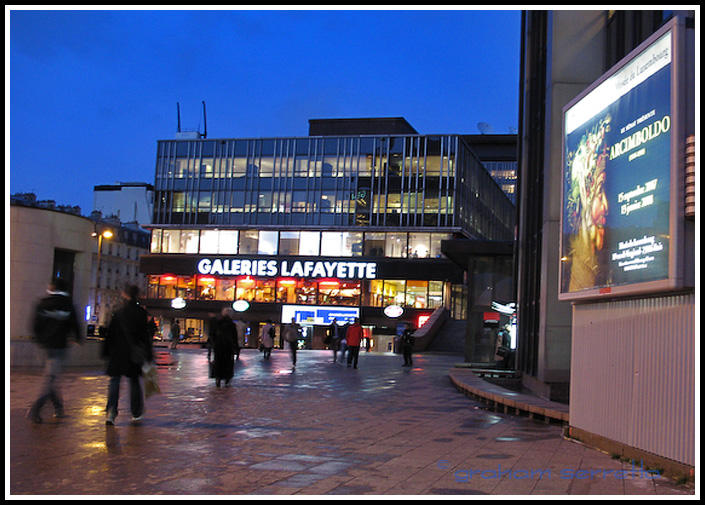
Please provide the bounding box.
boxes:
[140,117,515,351]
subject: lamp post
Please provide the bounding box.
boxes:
[92,228,114,328]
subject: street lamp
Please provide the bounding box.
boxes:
[92,228,114,328]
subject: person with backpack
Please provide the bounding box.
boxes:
[102,284,153,424]
[27,277,82,423]
[260,320,275,360]
[401,325,416,367]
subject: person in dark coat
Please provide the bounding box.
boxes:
[212,308,237,387]
[27,277,82,423]
[325,319,343,363]
[401,326,416,367]
[102,284,153,425]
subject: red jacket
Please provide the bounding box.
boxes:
[345,323,364,347]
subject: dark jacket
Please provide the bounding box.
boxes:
[102,300,153,377]
[212,315,237,380]
[32,291,81,349]
[401,329,416,350]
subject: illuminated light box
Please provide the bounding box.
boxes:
[559,18,691,301]
[281,305,359,326]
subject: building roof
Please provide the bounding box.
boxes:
[308,117,418,136]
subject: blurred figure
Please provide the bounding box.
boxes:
[102,285,153,425]
[283,322,301,368]
[234,318,247,359]
[325,318,343,363]
[345,318,364,369]
[400,326,416,367]
[211,308,237,387]
[169,319,180,350]
[260,320,275,360]
[27,277,82,423]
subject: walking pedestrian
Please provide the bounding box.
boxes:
[325,319,343,363]
[345,318,364,369]
[234,318,247,359]
[102,285,154,425]
[260,320,275,360]
[27,277,82,423]
[169,319,180,349]
[401,326,416,367]
[283,322,301,368]
[211,308,237,387]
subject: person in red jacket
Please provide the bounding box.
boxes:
[345,318,364,369]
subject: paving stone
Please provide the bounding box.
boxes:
[9,349,693,496]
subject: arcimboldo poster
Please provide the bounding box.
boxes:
[561,32,672,295]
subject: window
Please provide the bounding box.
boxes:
[239,230,259,254]
[279,231,300,255]
[197,276,216,300]
[385,233,407,258]
[199,230,239,254]
[180,230,199,254]
[318,280,360,306]
[162,230,181,253]
[364,233,385,257]
[383,280,406,307]
[428,281,444,309]
[258,231,278,255]
[176,276,195,299]
[150,230,162,253]
[254,279,276,303]
[405,280,428,308]
[320,232,362,257]
[408,233,431,258]
[299,231,320,256]
[430,233,450,258]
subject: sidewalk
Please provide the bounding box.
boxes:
[8,349,693,496]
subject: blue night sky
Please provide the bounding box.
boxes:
[9,8,521,215]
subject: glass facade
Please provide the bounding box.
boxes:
[152,135,514,240]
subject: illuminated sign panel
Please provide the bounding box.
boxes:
[281,305,359,326]
[559,22,686,301]
[197,258,377,280]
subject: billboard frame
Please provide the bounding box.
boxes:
[558,16,690,302]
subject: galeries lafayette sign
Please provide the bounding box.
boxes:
[197,258,378,280]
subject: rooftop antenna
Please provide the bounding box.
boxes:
[477,122,492,134]
[201,100,207,138]
[176,102,181,132]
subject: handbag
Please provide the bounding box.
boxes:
[208,358,215,378]
[142,362,161,398]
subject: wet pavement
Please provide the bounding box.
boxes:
[9,349,693,496]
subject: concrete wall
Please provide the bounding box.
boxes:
[570,293,695,466]
[10,205,94,340]
[532,11,607,391]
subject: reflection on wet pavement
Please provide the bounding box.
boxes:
[9,349,693,496]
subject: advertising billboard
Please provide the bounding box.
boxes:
[559,19,688,301]
[281,305,359,326]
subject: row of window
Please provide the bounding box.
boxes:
[166,191,454,215]
[147,275,448,310]
[160,155,455,179]
[150,229,452,259]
